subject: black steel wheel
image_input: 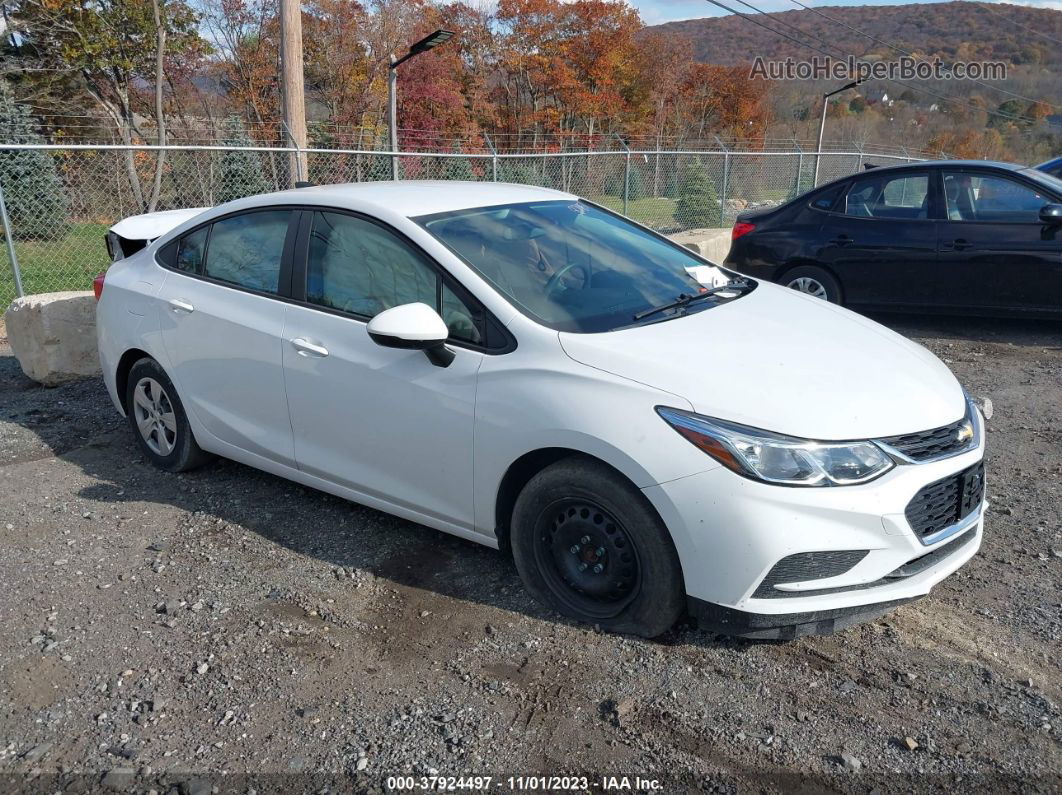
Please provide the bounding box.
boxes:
[534,499,641,620]
[511,456,685,637]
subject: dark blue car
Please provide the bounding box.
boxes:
[1036,156,1062,180]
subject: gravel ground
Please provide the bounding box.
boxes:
[0,314,1059,795]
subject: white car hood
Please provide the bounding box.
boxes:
[559,283,966,440]
[109,207,209,241]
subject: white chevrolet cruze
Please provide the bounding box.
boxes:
[95,181,986,639]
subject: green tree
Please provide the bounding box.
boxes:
[217,116,270,203]
[676,161,720,229]
[442,151,475,181]
[0,94,68,241]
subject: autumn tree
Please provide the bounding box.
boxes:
[15,0,205,210]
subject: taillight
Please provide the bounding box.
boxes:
[93,272,106,301]
[732,222,756,240]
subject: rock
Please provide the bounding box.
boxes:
[840,753,863,772]
[979,397,994,420]
[179,778,211,795]
[904,737,919,751]
[196,662,209,675]
[356,757,369,771]
[21,743,52,763]
[101,766,136,791]
[4,291,101,386]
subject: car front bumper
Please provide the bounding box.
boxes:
[642,441,985,637]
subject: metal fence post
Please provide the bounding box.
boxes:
[0,179,24,298]
[714,135,730,217]
[613,134,632,215]
[856,142,864,172]
[792,138,803,197]
[484,133,499,182]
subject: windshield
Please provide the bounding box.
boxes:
[416,200,744,333]
[1020,167,1062,197]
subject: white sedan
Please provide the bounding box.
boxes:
[95,181,986,638]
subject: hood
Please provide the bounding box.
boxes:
[559,283,965,440]
[109,207,210,241]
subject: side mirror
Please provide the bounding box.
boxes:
[1039,203,1062,225]
[366,302,454,368]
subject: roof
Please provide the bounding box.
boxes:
[256,180,576,217]
[110,207,210,240]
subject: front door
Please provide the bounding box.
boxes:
[281,209,484,530]
[818,170,940,307]
[936,170,1062,312]
[157,209,297,466]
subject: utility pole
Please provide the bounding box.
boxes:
[279,0,307,185]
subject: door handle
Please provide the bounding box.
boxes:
[829,235,853,247]
[944,238,973,251]
[290,337,329,358]
[168,298,194,313]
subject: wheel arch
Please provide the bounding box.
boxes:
[774,259,845,303]
[493,447,669,554]
[115,348,153,414]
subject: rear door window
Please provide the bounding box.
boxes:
[844,173,929,219]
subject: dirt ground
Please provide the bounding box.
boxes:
[0,313,1059,795]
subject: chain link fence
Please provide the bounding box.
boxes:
[0,144,918,303]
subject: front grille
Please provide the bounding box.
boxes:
[878,415,974,462]
[905,461,985,541]
[752,550,868,598]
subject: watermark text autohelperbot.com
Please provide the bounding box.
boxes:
[750,55,1007,82]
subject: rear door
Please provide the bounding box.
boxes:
[817,169,941,307]
[157,208,298,466]
[936,169,1062,312]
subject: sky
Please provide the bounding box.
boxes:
[628,0,1062,25]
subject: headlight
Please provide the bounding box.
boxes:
[656,407,894,486]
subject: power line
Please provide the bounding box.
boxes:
[699,0,1062,130]
[972,1,1062,48]
[788,0,1059,111]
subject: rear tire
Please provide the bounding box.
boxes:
[782,265,843,304]
[510,457,685,638]
[125,358,212,472]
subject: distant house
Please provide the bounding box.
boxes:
[866,89,894,108]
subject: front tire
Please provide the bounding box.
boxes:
[782,265,843,304]
[125,358,212,472]
[510,457,685,638]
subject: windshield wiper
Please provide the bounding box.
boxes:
[632,278,752,322]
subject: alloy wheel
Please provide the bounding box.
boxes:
[132,377,178,456]
[786,276,829,300]
[533,499,641,620]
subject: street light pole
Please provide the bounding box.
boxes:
[388,61,399,180]
[387,29,455,182]
[814,78,864,187]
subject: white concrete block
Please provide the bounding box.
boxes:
[4,291,100,386]
[667,227,733,265]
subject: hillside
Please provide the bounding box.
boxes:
[646,1,1062,68]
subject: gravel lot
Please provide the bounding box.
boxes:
[0,314,1059,794]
